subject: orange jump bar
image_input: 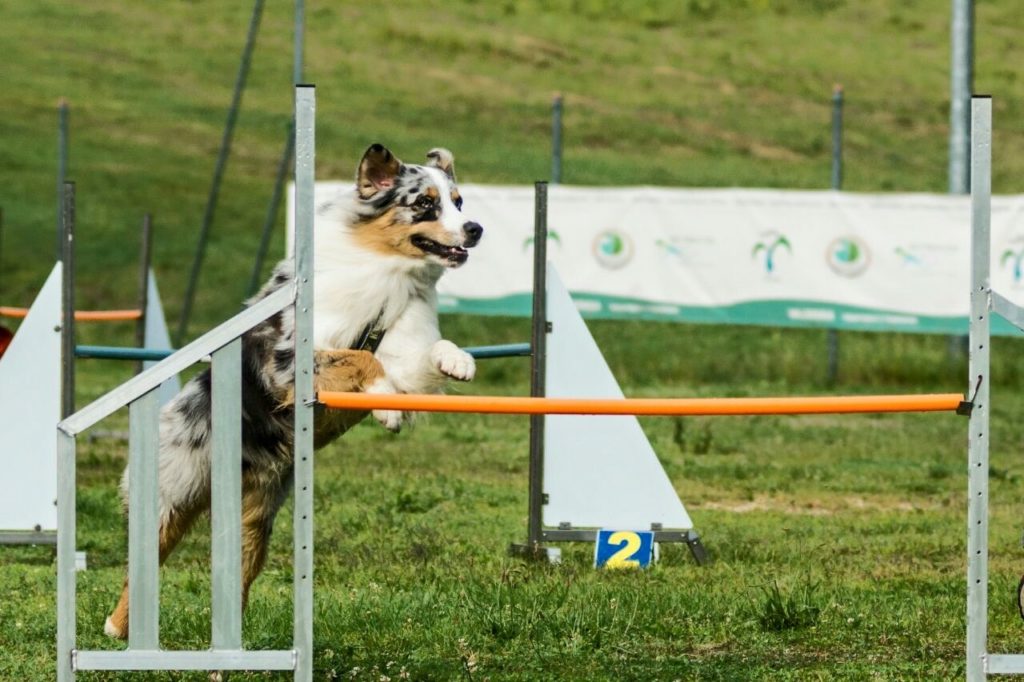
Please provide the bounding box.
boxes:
[0,307,142,322]
[317,391,966,416]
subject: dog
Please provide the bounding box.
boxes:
[105,143,483,639]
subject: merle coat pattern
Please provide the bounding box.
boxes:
[105,144,483,640]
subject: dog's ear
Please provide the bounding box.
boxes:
[425,148,456,182]
[357,144,403,198]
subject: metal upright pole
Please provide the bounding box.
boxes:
[56,99,68,261]
[60,183,75,420]
[965,94,991,682]
[177,0,265,344]
[527,182,549,551]
[551,95,563,185]
[135,214,153,374]
[826,85,843,385]
[292,84,316,682]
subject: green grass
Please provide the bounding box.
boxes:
[4,1,1024,679]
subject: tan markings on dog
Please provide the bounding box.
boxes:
[425,186,439,200]
[309,349,385,446]
[451,190,462,206]
[352,208,457,259]
[239,473,281,608]
[106,504,207,640]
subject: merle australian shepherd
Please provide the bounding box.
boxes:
[105,144,483,639]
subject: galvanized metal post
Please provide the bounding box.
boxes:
[56,99,68,261]
[292,84,316,682]
[56,429,77,682]
[527,182,548,550]
[949,0,974,195]
[551,95,563,184]
[135,214,153,374]
[177,0,265,344]
[966,94,991,682]
[211,339,243,649]
[127,389,160,650]
[61,182,75,420]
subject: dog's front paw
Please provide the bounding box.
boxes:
[366,377,402,432]
[431,340,475,382]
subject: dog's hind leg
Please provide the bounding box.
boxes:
[104,501,206,640]
[239,472,289,611]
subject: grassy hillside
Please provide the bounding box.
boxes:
[6,3,1024,679]
[2,0,1024,335]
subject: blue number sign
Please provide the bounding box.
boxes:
[594,529,655,569]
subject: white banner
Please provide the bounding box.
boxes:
[291,184,1024,335]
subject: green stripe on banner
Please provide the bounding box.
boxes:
[438,294,1023,337]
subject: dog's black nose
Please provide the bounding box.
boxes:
[463,221,483,247]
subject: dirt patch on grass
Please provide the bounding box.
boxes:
[698,494,931,516]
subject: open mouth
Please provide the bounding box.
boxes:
[411,234,469,266]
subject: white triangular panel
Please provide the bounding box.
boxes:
[543,264,692,530]
[0,264,62,532]
[143,270,180,406]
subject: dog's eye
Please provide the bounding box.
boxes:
[452,195,464,210]
[415,195,436,209]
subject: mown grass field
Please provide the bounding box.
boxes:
[4,1,1024,680]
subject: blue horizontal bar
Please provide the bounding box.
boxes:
[76,342,532,362]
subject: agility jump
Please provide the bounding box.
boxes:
[318,391,966,416]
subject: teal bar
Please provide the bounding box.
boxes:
[77,343,532,362]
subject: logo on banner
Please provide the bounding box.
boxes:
[593,230,634,269]
[522,229,562,251]
[1000,238,1024,285]
[752,231,792,275]
[894,246,923,267]
[826,237,870,277]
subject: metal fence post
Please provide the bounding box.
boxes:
[965,94,991,682]
[292,83,316,682]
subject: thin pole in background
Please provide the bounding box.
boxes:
[176,0,265,344]
[246,124,295,297]
[527,182,549,551]
[61,182,76,420]
[949,0,974,361]
[826,84,844,386]
[245,0,303,297]
[56,99,68,261]
[134,214,154,374]
[551,94,563,184]
[949,0,974,195]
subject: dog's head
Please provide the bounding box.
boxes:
[349,144,483,268]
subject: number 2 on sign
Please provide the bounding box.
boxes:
[605,531,643,569]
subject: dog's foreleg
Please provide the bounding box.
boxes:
[430,339,476,382]
[307,348,402,433]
